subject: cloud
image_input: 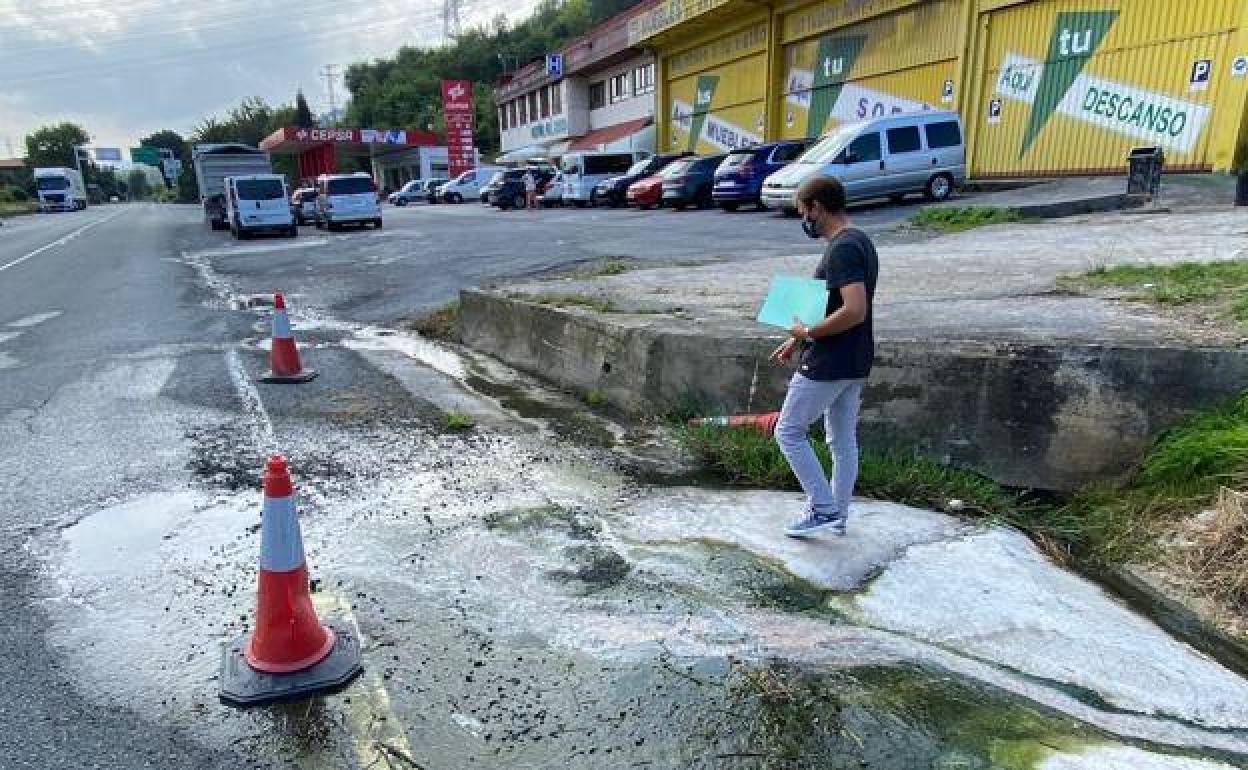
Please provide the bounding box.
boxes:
[0,0,538,154]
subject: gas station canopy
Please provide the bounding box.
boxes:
[260,127,442,180]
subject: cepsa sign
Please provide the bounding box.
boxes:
[441,80,476,178]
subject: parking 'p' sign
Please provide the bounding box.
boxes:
[987,98,1002,125]
[1190,59,1212,91]
[1233,56,1248,78]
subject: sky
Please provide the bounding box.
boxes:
[0,0,537,159]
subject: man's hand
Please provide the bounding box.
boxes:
[770,338,798,363]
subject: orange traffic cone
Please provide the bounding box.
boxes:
[688,411,781,436]
[260,293,318,383]
[219,454,362,707]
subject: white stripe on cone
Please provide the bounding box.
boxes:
[272,309,292,340]
[259,494,306,572]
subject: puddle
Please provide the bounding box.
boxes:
[183,240,329,260]
[343,327,466,379]
[0,351,18,369]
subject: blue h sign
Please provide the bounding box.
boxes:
[546,54,563,77]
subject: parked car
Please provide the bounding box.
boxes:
[713,140,810,211]
[492,168,557,210]
[224,174,296,239]
[480,171,506,204]
[290,187,318,224]
[314,172,382,231]
[626,171,666,210]
[540,173,565,208]
[594,153,691,208]
[416,178,447,203]
[389,179,436,206]
[661,154,726,210]
[760,111,965,214]
[439,167,502,204]
[559,151,644,207]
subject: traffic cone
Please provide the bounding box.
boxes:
[219,454,362,708]
[260,293,318,384]
[688,411,781,436]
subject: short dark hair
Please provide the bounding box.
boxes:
[795,175,846,214]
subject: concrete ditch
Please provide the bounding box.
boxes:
[459,288,1248,492]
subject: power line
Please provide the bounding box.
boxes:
[321,64,340,122]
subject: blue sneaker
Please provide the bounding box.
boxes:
[784,509,846,538]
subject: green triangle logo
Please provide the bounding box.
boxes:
[807,34,867,138]
[688,74,720,153]
[1020,10,1118,157]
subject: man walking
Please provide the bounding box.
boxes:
[769,175,878,538]
[523,169,538,210]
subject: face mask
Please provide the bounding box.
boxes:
[801,215,821,239]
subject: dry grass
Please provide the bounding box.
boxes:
[1183,488,1248,617]
[406,301,459,341]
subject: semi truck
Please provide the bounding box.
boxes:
[34,167,87,212]
[192,144,273,230]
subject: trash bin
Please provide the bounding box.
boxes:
[1127,146,1164,197]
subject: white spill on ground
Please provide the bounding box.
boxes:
[6,310,62,328]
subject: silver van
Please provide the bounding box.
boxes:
[761,110,965,213]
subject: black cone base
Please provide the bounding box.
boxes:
[219,619,363,708]
[259,368,318,384]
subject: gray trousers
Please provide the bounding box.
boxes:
[774,372,865,517]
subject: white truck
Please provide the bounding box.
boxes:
[34,167,87,212]
[192,144,273,230]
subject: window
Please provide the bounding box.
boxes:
[326,177,373,195]
[925,120,962,149]
[528,92,539,123]
[551,84,562,115]
[845,133,882,163]
[886,125,922,154]
[770,142,807,163]
[539,87,550,119]
[609,72,630,103]
[633,63,655,95]
[589,81,606,109]
[584,154,636,175]
[235,178,286,199]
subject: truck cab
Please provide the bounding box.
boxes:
[224,174,297,239]
[34,167,87,212]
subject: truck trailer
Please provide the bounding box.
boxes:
[34,167,87,212]
[191,144,273,230]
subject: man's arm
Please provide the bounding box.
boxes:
[808,282,867,339]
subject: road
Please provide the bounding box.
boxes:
[5,203,1245,769]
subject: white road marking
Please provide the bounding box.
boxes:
[0,331,21,344]
[225,348,275,450]
[0,208,128,274]
[6,310,62,328]
[0,352,17,370]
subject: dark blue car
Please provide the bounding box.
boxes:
[712,140,812,211]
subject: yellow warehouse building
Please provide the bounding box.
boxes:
[630,0,1248,176]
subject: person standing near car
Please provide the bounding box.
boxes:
[523,170,537,210]
[769,175,878,538]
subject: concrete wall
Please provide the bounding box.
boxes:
[459,288,1248,492]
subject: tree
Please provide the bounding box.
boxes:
[126,168,151,201]
[25,122,90,169]
[295,90,316,128]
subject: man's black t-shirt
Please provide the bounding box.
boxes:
[799,227,878,381]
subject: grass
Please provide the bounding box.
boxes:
[527,293,618,313]
[570,257,634,279]
[911,206,1030,232]
[406,300,460,341]
[584,389,608,408]
[0,201,38,218]
[680,391,1248,572]
[443,410,476,432]
[1060,260,1248,325]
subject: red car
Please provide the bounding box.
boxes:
[626,174,664,209]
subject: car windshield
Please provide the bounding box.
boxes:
[401,182,420,192]
[719,151,753,168]
[327,177,373,195]
[799,124,863,164]
[624,159,651,176]
[234,179,285,200]
[36,177,70,190]
[659,161,691,178]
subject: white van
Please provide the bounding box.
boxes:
[438,166,502,204]
[560,151,646,207]
[760,111,965,213]
[315,172,382,231]
[224,174,296,239]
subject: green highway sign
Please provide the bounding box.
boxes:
[130,146,161,166]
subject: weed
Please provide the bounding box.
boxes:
[406,300,459,341]
[584,389,608,408]
[1185,488,1248,618]
[0,201,38,218]
[574,257,633,278]
[443,411,475,432]
[911,206,1030,232]
[1059,260,1248,327]
[527,293,618,313]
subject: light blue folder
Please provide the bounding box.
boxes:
[756,275,829,329]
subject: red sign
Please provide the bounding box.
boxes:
[441,79,476,178]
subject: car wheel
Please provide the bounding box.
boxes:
[638,203,653,210]
[513,193,527,209]
[448,193,462,204]
[924,174,954,202]
[287,226,298,238]
[374,219,383,229]
[782,208,799,218]
[395,198,407,207]
[697,187,713,209]
[719,201,740,212]
[327,221,339,232]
